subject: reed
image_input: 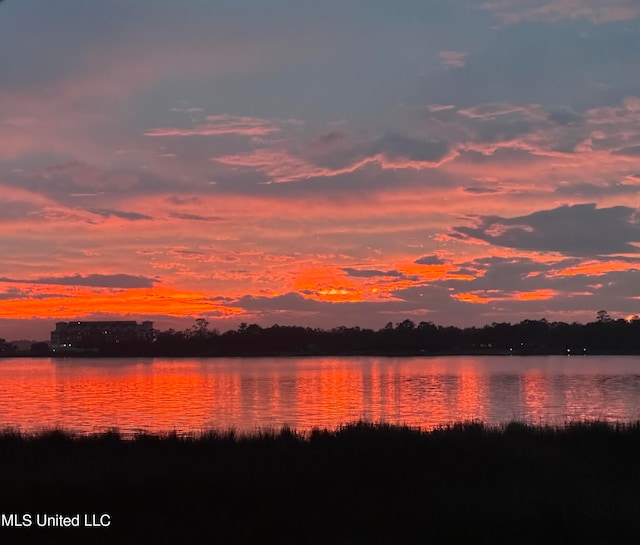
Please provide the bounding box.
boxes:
[1,421,639,544]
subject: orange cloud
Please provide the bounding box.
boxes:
[516,289,557,300]
[0,286,241,320]
[452,289,558,304]
[293,267,363,302]
[453,293,492,304]
[548,260,639,277]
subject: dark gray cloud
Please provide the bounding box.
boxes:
[207,295,235,303]
[0,287,62,301]
[450,266,477,276]
[233,292,320,312]
[427,102,589,156]
[451,204,640,256]
[0,274,156,288]
[231,291,435,326]
[174,249,208,256]
[88,208,152,221]
[306,130,451,173]
[548,107,585,126]
[414,255,445,265]
[170,213,223,222]
[454,147,537,165]
[461,256,570,270]
[165,195,201,205]
[438,256,640,301]
[391,283,466,304]
[462,186,501,194]
[593,269,640,297]
[554,181,640,198]
[443,257,559,292]
[474,117,533,144]
[315,129,349,146]
[5,162,143,201]
[369,132,450,163]
[341,268,405,278]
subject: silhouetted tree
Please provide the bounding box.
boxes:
[30,342,50,356]
[193,318,209,336]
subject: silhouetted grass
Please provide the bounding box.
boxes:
[2,421,640,544]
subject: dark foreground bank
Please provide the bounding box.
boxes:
[1,421,640,545]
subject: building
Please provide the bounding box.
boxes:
[51,321,154,351]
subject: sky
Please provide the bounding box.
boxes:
[1,0,639,340]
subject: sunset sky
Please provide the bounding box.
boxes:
[1,0,639,340]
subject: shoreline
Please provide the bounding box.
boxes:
[5,348,640,358]
[3,418,640,437]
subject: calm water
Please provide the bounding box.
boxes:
[1,355,640,434]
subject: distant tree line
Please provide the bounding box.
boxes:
[148,311,640,356]
[3,310,639,357]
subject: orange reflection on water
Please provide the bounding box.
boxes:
[522,369,551,422]
[384,360,451,428]
[417,373,449,427]
[51,360,245,433]
[362,359,404,424]
[294,359,363,428]
[456,360,488,423]
[2,356,640,434]
[563,374,608,422]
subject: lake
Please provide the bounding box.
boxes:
[1,355,640,434]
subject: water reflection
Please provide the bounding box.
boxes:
[0,356,640,433]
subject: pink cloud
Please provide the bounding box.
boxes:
[438,51,468,69]
[482,0,640,24]
[145,114,284,137]
[457,103,545,120]
[428,104,456,112]
[213,148,378,183]
[214,139,457,184]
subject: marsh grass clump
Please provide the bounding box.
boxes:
[2,421,640,544]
